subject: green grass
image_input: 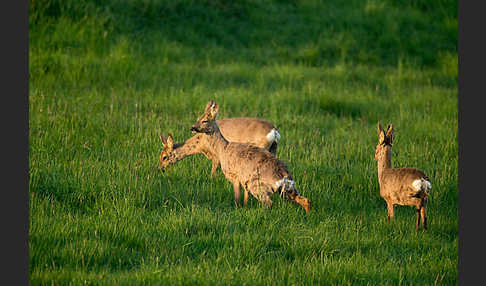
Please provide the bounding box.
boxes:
[29,0,457,284]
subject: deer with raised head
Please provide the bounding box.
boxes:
[159,117,281,177]
[375,123,432,230]
[189,100,310,212]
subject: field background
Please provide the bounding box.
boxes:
[29,0,458,284]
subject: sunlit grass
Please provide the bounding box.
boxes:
[29,0,457,284]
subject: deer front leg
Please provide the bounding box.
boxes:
[210,159,220,178]
[416,208,421,231]
[261,195,273,209]
[243,189,249,206]
[201,152,219,178]
[248,182,273,209]
[420,206,427,230]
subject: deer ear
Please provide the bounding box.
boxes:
[378,130,385,144]
[160,134,167,146]
[206,100,219,119]
[386,124,394,144]
[166,133,174,150]
[204,100,214,112]
[378,122,384,134]
[377,122,385,144]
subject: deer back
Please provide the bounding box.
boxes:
[219,142,289,187]
[379,167,430,206]
[217,117,279,150]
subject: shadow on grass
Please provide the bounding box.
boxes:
[31,0,457,69]
[144,170,240,212]
[320,100,364,124]
[30,169,98,215]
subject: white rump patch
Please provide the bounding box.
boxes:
[412,179,432,193]
[275,177,294,190]
[266,128,281,144]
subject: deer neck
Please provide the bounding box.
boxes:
[205,124,229,158]
[172,135,205,161]
[377,146,392,184]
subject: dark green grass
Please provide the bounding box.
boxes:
[29,0,457,284]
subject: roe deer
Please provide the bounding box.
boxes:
[159,117,281,177]
[375,123,432,230]
[190,100,310,213]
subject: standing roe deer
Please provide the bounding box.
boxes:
[189,100,310,212]
[159,117,281,177]
[375,123,432,230]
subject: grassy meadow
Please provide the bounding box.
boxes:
[29,0,458,284]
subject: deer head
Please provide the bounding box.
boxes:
[159,133,176,171]
[191,100,220,134]
[374,122,394,161]
[276,177,311,213]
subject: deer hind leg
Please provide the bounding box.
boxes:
[386,202,394,223]
[232,181,242,207]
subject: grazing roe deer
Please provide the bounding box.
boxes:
[190,100,310,212]
[159,117,281,177]
[375,123,432,230]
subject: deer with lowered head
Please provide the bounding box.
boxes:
[375,123,432,230]
[159,117,281,177]
[189,100,310,212]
